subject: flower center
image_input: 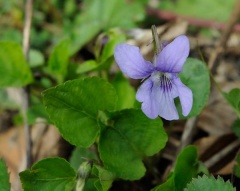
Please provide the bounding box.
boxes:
[151,71,173,92]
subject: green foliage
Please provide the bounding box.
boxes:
[19,157,77,191]
[64,0,78,16]
[31,28,51,51]
[0,41,33,87]
[233,153,240,178]
[70,147,98,171]
[99,109,167,180]
[47,39,70,83]
[152,145,199,191]
[0,28,22,43]
[176,58,210,119]
[42,76,166,181]
[29,49,44,68]
[77,29,126,74]
[223,88,240,117]
[0,159,10,191]
[95,29,126,63]
[0,1,13,14]
[159,0,235,22]
[92,165,115,191]
[83,178,98,191]
[152,174,175,191]
[79,165,114,191]
[27,103,49,125]
[184,175,236,191]
[174,146,199,190]
[77,60,98,74]
[231,119,240,139]
[67,0,145,54]
[112,73,136,110]
[42,77,117,147]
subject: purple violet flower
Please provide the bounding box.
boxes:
[114,35,193,120]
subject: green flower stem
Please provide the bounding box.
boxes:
[151,25,161,67]
[151,25,161,55]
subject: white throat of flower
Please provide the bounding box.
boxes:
[151,71,173,92]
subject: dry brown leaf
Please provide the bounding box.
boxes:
[0,127,25,191]
[198,82,240,136]
[0,121,71,191]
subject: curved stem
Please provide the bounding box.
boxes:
[151,25,161,55]
[151,25,161,67]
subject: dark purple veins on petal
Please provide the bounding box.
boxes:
[160,74,172,93]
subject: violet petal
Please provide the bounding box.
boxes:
[156,35,190,73]
[136,79,159,119]
[114,44,154,79]
[157,84,179,120]
[136,78,179,120]
[173,77,193,116]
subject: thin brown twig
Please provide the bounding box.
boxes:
[204,139,240,168]
[178,117,198,153]
[22,0,33,169]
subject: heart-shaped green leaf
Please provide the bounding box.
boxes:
[99,109,167,180]
[176,58,210,119]
[42,77,117,147]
